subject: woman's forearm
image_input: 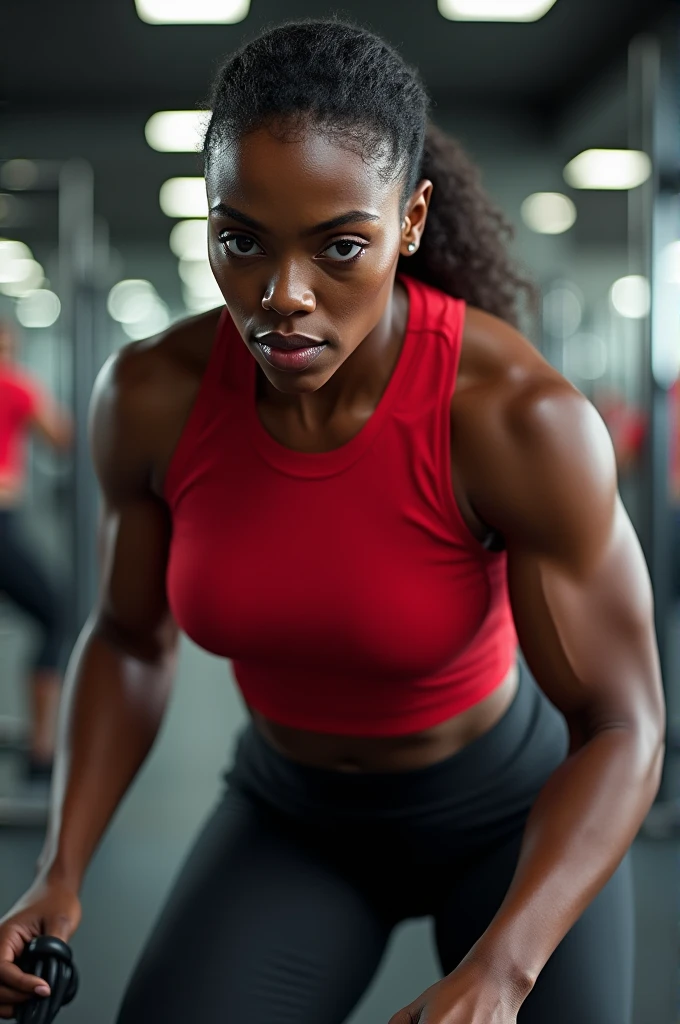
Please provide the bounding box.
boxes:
[36,619,177,891]
[466,724,664,997]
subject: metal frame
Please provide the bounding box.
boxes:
[0,159,110,828]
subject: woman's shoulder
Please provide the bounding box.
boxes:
[104,306,223,397]
[96,306,224,426]
[456,304,573,414]
[452,305,605,516]
[91,306,224,493]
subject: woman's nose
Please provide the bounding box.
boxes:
[261,264,316,315]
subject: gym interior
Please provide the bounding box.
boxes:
[1,1,680,1022]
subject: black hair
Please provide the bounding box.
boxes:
[204,17,536,327]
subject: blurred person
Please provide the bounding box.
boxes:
[0,19,665,1024]
[0,319,73,780]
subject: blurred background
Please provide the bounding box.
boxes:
[1,0,680,1021]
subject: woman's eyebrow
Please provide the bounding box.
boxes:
[305,210,381,235]
[210,203,264,231]
[209,203,380,235]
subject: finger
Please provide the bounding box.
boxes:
[0,962,49,994]
[0,984,32,1003]
[0,1007,17,1020]
[0,922,38,959]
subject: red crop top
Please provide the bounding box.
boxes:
[164,275,517,736]
[0,365,42,487]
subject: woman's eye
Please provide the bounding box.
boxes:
[322,240,364,262]
[223,235,264,257]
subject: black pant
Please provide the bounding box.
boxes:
[0,509,64,671]
[116,668,634,1023]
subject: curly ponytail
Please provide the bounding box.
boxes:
[399,124,537,327]
[205,18,536,327]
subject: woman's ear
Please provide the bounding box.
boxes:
[400,180,432,256]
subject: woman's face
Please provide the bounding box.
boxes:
[206,126,429,394]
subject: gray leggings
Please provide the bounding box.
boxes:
[0,510,64,671]
[116,668,635,1023]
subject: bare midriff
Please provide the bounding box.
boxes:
[249,660,519,774]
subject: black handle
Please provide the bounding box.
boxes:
[15,937,79,1024]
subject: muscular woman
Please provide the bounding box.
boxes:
[0,19,665,1024]
[0,320,73,780]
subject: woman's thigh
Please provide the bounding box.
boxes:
[433,830,635,1024]
[115,786,393,1024]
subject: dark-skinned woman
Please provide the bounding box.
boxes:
[0,19,665,1024]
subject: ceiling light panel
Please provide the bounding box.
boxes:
[135,0,250,24]
[0,239,32,280]
[564,150,651,190]
[0,259,43,296]
[16,290,61,328]
[160,178,208,218]
[107,279,158,323]
[170,219,209,260]
[610,276,651,319]
[145,111,209,152]
[438,0,557,22]
[521,192,576,234]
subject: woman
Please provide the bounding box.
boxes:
[0,19,665,1024]
[0,320,73,781]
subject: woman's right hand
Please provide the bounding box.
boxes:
[0,879,81,1020]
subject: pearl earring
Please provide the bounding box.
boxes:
[407,242,417,253]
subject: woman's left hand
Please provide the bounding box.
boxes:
[387,956,528,1024]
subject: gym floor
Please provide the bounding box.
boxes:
[0,613,679,1024]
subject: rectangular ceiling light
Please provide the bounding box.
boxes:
[135,0,250,24]
[145,111,210,152]
[160,178,208,218]
[438,0,557,21]
[170,219,209,260]
[563,149,652,190]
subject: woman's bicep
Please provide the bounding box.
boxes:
[505,501,662,741]
[89,354,179,663]
[469,374,663,742]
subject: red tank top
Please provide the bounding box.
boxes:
[164,275,517,736]
[0,365,41,486]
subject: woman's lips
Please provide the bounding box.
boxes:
[255,334,327,372]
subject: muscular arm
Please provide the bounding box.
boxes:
[456,312,665,994]
[37,347,180,889]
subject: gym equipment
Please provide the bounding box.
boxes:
[15,936,79,1024]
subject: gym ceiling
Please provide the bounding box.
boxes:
[0,0,673,250]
